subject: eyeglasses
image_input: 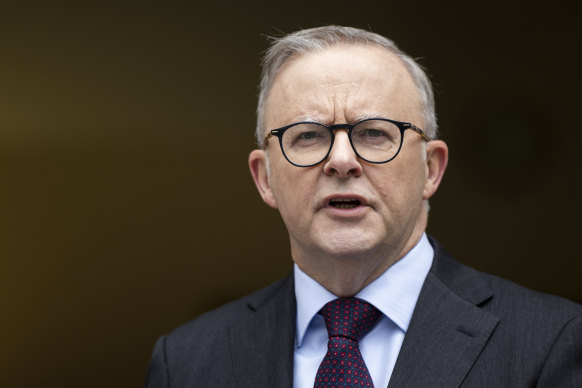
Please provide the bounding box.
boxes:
[263,118,430,167]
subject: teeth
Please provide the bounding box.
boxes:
[334,203,357,209]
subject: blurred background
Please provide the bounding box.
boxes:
[1,1,580,386]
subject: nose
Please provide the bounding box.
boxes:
[322,129,363,178]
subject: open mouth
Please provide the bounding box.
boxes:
[329,198,361,209]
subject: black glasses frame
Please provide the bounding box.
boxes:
[263,118,430,167]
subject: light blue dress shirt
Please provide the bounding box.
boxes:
[293,233,434,388]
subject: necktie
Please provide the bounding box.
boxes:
[314,297,381,388]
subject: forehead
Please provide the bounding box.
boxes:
[264,44,422,128]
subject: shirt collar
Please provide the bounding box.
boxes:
[294,233,434,347]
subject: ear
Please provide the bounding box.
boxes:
[423,140,449,200]
[249,149,278,209]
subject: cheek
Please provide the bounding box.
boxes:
[269,163,318,215]
[367,161,426,207]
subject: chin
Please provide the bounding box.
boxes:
[319,235,380,259]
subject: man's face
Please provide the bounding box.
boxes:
[250,44,447,277]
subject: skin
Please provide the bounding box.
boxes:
[249,44,448,297]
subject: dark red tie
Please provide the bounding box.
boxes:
[313,297,381,388]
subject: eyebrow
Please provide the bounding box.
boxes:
[352,112,387,122]
[283,112,389,127]
[295,115,323,123]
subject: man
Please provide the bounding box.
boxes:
[146,26,582,387]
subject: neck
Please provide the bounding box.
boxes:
[292,215,427,297]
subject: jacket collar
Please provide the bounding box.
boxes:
[387,236,500,387]
[228,276,296,388]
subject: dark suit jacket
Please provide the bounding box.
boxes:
[146,237,582,387]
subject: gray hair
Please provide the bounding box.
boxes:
[255,25,438,147]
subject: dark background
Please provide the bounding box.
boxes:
[1,1,580,387]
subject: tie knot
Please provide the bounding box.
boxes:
[319,297,381,342]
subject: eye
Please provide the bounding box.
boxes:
[353,120,400,145]
[298,131,322,140]
[285,124,329,149]
[356,128,391,141]
[362,129,385,138]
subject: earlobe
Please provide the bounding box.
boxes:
[422,140,449,200]
[248,149,278,209]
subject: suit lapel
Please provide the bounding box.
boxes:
[228,275,296,388]
[388,239,500,387]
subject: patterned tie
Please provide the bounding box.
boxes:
[314,297,382,388]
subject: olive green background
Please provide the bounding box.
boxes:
[1,1,580,387]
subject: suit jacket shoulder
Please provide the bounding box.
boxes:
[466,266,582,387]
[146,276,296,388]
[388,236,582,387]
